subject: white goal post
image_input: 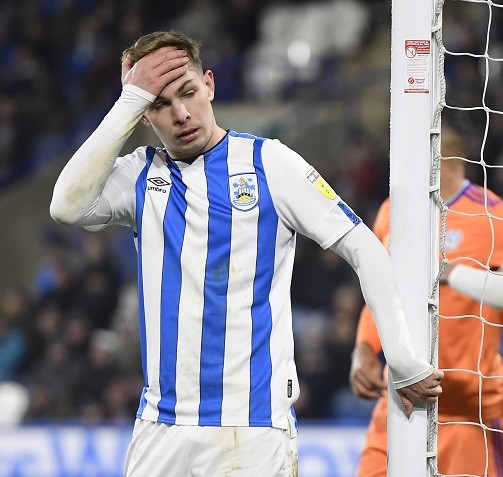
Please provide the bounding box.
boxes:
[388,0,442,475]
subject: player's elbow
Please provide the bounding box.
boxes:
[49,198,80,226]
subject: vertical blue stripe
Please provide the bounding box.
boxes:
[249,138,277,425]
[198,149,232,425]
[135,147,155,417]
[290,406,298,431]
[157,160,187,421]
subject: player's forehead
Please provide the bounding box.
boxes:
[441,127,465,151]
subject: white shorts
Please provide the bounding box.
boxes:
[125,419,298,477]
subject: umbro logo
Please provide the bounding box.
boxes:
[148,177,171,187]
[147,177,171,194]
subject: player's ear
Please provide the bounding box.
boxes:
[141,115,151,127]
[203,70,215,101]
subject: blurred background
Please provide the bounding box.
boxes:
[0,0,502,475]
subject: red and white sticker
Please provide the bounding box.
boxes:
[404,40,430,94]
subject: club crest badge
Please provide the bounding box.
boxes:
[229,173,259,211]
[445,229,463,251]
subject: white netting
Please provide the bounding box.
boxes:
[430,1,503,476]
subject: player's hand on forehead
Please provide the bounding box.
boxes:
[121,46,189,97]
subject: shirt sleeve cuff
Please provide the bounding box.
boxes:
[123,84,157,103]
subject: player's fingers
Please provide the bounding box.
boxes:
[350,369,373,391]
[135,53,188,77]
[351,381,381,399]
[364,388,384,400]
[149,47,188,69]
[398,392,413,418]
[352,386,380,400]
[358,370,386,391]
[121,56,134,83]
[426,384,442,400]
[351,372,385,399]
[157,57,190,79]
[371,376,387,390]
[123,60,189,96]
[432,369,445,382]
[127,47,188,80]
[156,63,190,90]
[412,384,442,404]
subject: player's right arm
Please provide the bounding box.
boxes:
[346,199,444,415]
[50,48,188,227]
[349,200,387,400]
[333,224,444,416]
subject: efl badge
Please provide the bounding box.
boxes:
[229,173,259,211]
[305,167,337,200]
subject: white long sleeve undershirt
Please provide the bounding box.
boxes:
[448,264,503,309]
[50,84,155,226]
[331,224,434,388]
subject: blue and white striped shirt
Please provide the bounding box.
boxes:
[99,130,360,429]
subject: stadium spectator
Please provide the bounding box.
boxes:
[0,96,19,175]
[0,302,27,381]
[294,281,364,420]
[294,310,335,419]
[350,109,503,476]
[0,287,28,381]
[26,338,79,419]
[71,329,122,423]
[325,282,365,415]
[63,310,92,359]
[49,30,442,476]
[34,230,79,297]
[25,379,65,421]
[74,234,121,329]
[291,238,354,312]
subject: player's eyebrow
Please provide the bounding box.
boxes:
[176,79,196,94]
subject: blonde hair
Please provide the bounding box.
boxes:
[122,30,203,73]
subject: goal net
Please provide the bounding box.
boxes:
[389,0,503,476]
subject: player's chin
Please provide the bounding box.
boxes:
[173,137,205,157]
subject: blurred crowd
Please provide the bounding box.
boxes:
[1,0,503,424]
[0,229,141,423]
[0,0,388,184]
[0,0,262,182]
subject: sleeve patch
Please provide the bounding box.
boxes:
[337,201,361,226]
[305,167,337,200]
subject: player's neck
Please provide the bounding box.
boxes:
[440,160,466,202]
[440,175,468,202]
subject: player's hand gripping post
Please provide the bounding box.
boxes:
[350,342,444,418]
[396,368,444,418]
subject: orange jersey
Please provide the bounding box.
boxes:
[356,182,503,420]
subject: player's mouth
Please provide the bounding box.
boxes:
[177,128,199,143]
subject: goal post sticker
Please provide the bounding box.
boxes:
[305,167,337,200]
[404,39,430,94]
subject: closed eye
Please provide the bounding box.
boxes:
[153,101,168,110]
